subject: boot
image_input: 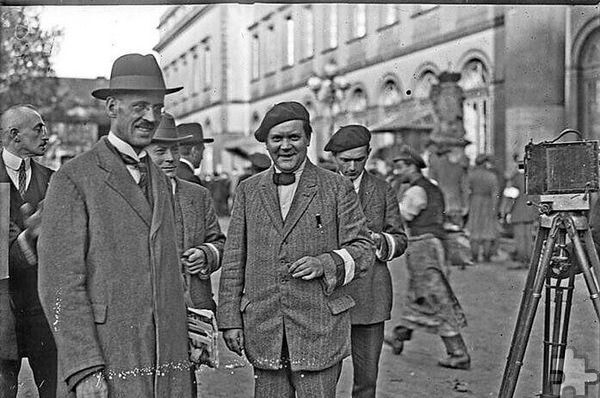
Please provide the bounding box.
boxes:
[383,326,412,355]
[438,335,471,370]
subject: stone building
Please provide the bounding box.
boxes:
[154,4,600,176]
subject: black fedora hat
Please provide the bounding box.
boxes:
[92,53,183,100]
[151,113,192,143]
[177,123,214,144]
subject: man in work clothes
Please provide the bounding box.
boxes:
[326,125,407,398]
[218,101,374,398]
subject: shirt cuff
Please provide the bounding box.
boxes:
[198,243,221,272]
[17,231,37,266]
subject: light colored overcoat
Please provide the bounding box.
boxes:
[38,138,191,397]
[218,161,374,371]
[348,171,407,325]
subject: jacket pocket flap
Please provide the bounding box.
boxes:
[327,294,355,315]
[240,296,250,313]
[92,304,107,324]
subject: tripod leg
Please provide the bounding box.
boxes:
[499,218,559,398]
[566,226,600,320]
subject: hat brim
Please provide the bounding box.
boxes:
[151,134,193,144]
[181,137,214,144]
[92,86,183,100]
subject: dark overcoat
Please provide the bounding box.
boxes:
[0,152,54,360]
[174,178,225,311]
[38,138,191,397]
[218,161,374,371]
[348,172,407,325]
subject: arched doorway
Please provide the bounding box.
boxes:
[579,28,600,139]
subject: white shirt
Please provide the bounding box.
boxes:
[399,185,428,221]
[107,132,148,184]
[275,159,307,220]
[352,171,365,194]
[2,148,31,191]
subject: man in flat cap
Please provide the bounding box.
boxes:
[146,113,225,395]
[325,125,407,398]
[176,122,213,186]
[386,145,470,370]
[218,101,374,397]
[38,53,193,397]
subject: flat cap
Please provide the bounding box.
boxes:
[254,101,310,142]
[393,145,427,169]
[324,125,371,153]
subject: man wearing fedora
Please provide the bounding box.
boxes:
[325,125,407,398]
[38,53,193,397]
[218,101,374,397]
[0,104,55,398]
[146,112,225,396]
[386,145,470,370]
[176,122,213,186]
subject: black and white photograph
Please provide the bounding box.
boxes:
[0,2,599,397]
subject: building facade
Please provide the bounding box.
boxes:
[155,4,600,176]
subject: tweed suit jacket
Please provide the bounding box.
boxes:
[174,178,225,311]
[38,138,191,397]
[348,171,407,325]
[0,152,53,359]
[218,160,374,371]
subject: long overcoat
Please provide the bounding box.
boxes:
[218,161,374,371]
[348,171,407,325]
[38,138,191,397]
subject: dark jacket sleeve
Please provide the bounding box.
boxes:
[376,184,408,262]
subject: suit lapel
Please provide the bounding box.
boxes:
[358,171,374,211]
[282,161,318,240]
[259,168,284,234]
[97,139,152,226]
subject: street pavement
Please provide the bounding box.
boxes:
[16,229,599,397]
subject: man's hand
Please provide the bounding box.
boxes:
[288,256,324,280]
[21,202,43,241]
[223,328,244,356]
[75,371,108,398]
[369,231,383,251]
[182,248,209,277]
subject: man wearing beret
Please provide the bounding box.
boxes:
[325,125,407,398]
[218,101,374,397]
[38,53,193,397]
[386,145,470,370]
[176,122,213,186]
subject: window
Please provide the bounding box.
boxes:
[384,4,398,26]
[203,44,211,88]
[353,5,366,38]
[304,7,314,58]
[381,79,401,106]
[348,88,368,113]
[286,16,295,66]
[414,70,438,99]
[193,50,201,94]
[329,4,338,49]
[252,34,260,80]
[266,25,276,73]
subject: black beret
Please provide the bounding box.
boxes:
[254,101,310,142]
[324,125,371,153]
[393,145,427,169]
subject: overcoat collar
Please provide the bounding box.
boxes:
[258,160,319,239]
[95,138,153,226]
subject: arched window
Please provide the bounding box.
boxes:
[414,70,438,99]
[579,28,600,139]
[381,79,402,106]
[347,88,368,113]
[459,59,489,92]
[460,58,491,159]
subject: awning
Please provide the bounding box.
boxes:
[224,136,268,160]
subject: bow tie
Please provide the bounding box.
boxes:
[273,172,296,186]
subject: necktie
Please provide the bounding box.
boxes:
[118,152,150,202]
[273,172,295,186]
[18,160,27,199]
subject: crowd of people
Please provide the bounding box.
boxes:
[0,52,537,398]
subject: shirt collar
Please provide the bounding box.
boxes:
[2,148,29,171]
[352,171,365,193]
[273,158,307,178]
[107,132,147,162]
[180,157,195,171]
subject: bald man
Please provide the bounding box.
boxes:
[0,104,56,397]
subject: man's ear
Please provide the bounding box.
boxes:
[106,97,118,118]
[9,127,19,141]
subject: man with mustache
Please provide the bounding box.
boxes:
[325,125,407,398]
[0,104,55,397]
[218,101,374,398]
[38,54,193,397]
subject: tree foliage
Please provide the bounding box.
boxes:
[0,7,63,114]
